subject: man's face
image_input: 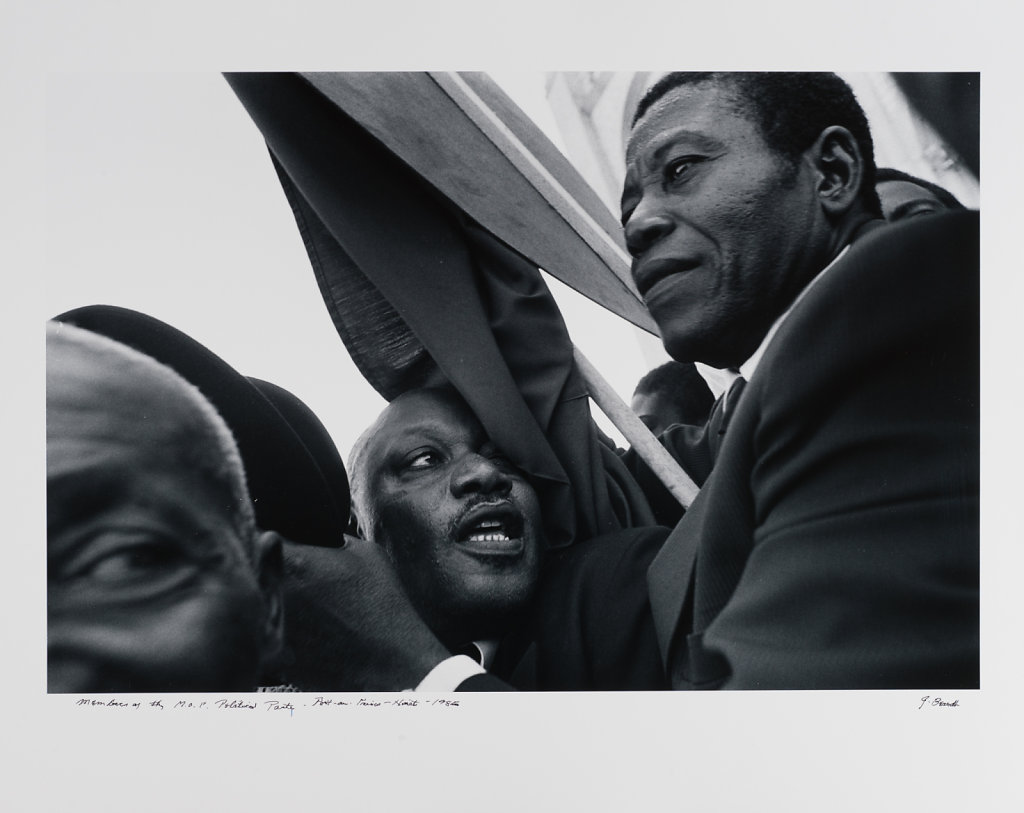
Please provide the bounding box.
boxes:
[621,82,830,368]
[631,390,681,436]
[47,352,268,693]
[876,179,947,222]
[362,389,543,645]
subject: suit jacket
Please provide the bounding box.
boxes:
[457,526,671,691]
[648,211,980,690]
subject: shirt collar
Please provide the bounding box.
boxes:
[739,245,851,381]
[474,640,499,669]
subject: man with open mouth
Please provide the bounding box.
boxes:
[328,385,668,691]
[348,386,545,656]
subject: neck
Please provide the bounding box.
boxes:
[829,211,882,256]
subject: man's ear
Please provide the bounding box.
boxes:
[253,530,285,662]
[347,505,364,538]
[809,125,865,218]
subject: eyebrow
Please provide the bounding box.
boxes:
[628,126,722,168]
[651,129,721,164]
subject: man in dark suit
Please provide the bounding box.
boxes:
[621,72,978,689]
[258,72,977,693]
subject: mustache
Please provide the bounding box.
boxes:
[447,496,518,540]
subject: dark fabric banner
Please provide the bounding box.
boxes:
[225,72,654,547]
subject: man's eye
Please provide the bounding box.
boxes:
[404,450,440,470]
[78,540,183,583]
[666,158,694,182]
[902,204,940,220]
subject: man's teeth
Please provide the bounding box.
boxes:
[467,519,509,542]
[467,531,509,542]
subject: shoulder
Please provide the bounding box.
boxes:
[529,527,671,690]
[757,211,978,391]
[543,526,671,595]
[534,526,670,629]
[811,210,978,319]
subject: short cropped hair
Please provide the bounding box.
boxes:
[46,322,257,556]
[632,72,882,216]
[347,385,463,540]
[347,410,386,538]
[875,167,965,210]
[633,360,715,426]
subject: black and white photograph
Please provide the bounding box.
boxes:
[6,2,1021,810]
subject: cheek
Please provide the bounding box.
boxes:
[48,574,266,692]
[514,487,543,544]
[377,493,450,553]
[375,496,457,594]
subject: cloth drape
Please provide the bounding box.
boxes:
[225,72,654,547]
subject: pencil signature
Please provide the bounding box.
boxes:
[918,695,960,709]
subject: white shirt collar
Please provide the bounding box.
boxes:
[475,639,499,670]
[738,245,851,381]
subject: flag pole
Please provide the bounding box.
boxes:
[572,345,699,509]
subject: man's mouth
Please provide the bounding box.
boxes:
[633,257,700,299]
[455,503,526,557]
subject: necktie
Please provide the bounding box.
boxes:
[709,375,746,462]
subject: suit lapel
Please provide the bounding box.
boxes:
[646,500,702,669]
[647,376,749,671]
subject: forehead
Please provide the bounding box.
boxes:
[626,80,763,167]
[48,405,246,562]
[630,390,657,413]
[48,345,199,452]
[48,417,241,550]
[370,390,484,454]
[48,347,233,510]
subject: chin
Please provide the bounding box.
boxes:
[662,331,716,367]
[661,317,756,369]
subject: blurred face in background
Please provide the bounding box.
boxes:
[876,179,949,222]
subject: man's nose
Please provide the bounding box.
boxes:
[450,454,513,499]
[624,197,675,259]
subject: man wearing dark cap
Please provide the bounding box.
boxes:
[50,305,445,692]
[53,305,353,552]
[47,322,284,692]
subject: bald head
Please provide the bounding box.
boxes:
[347,387,544,647]
[47,322,280,693]
[47,322,255,548]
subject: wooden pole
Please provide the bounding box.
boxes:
[573,345,699,509]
